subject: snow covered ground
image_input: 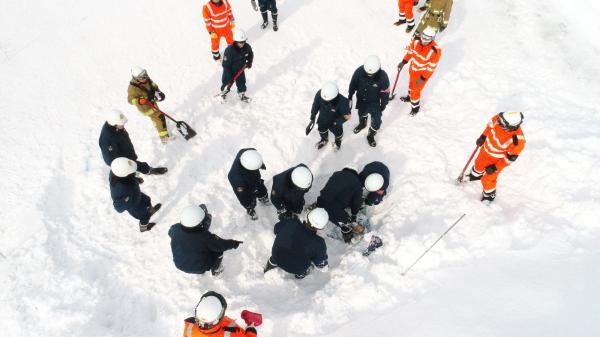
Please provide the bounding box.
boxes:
[2,0,600,336]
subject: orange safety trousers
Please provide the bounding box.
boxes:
[211,28,233,54]
[398,0,415,21]
[473,150,505,192]
[408,70,427,102]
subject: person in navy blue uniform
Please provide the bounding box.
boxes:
[221,29,254,102]
[109,157,161,232]
[99,110,167,179]
[348,55,390,147]
[264,208,329,279]
[316,168,364,242]
[270,164,313,220]
[251,0,279,31]
[359,161,390,206]
[227,148,269,220]
[169,204,242,275]
[309,82,351,150]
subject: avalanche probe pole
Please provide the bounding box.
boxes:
[401,213,466,276]
[388,68,401,100]
[456,145,480,183]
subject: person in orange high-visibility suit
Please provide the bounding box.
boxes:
[183,291,258,337]
[394,0,418,33]
[203,0,236,61]
[397,25,442,116]
[466,112,526,202]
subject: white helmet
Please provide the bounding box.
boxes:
[233,29,247,42]
[364,173,384,192]
[240,149,263,170]
[180,205,206,228]
[320,82,339,101]
[111,157,137,177]
[499,111,523,129]
[131,66,147,79]
[363,55,381,75]
[307,208,329,230]
[421,26,437,44]
[195,292,227,329]
[291,166,313,189]
[107,109,128,126]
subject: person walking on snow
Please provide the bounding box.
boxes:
[359,161,390,206]
[203,0,236,61]
[394,0,418,33]
[309,82,351,150]
[397,26,441,116]
[221,29,253,102]
[127,67,169,143]
[316,167,371,243]
[270,164,313,220]
[109,157,161,232]
[251,0,278,31]
[416,0,452,36]
[183,291,259,337]
[227,148,269,221]
[99,110,168,181]
[463,112,526,203]
[349,55,390,147]
[264,208,329,279]
[169,204,242,276]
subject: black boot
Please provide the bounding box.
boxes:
[135,176,144,184]
[149,203,162,218]
[272,13,278,31]
[410,105,420,116]
[394,18,406,26]
[418,5,428,11]
[247,208,258,220]
[353,116,368,134]
[481,190,497,203]
[139,222,156,232]
[334,137,342,150]
[467,169,483,181]
[261,12,268,29]
[148,167,168,175]
[400,94,410,102]
[211,255,224,276]
[258,195,271,205]
[316,132,328,149]
[367,128,377,147]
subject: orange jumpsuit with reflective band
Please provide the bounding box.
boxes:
[398,0,415,26]
[203,0,235,55]
[472,115,526,192]
[183,317,257,337]
[402,38,441,110]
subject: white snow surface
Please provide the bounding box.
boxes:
[2,0,600,336]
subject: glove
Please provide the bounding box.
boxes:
[148,167,168,175]
[440,24,447,32]
[209,32,218,39]
[507,154,519,162]
[476,135,486,147]
[246,63,252,69]
[138,97,149,106]
[343,114,351,121]
[397,61,405,71]
[380,104,387,112]
[485,164,497,174]
[251,0,258,11]
[231,240,243,249]
[305,119,315,135]
[231,20,236,29]
[155,91,165,102]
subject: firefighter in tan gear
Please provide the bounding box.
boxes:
[127,66,169,143]
[416,0,453,35]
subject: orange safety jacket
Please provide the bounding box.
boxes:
[182,317,257,337]
[203,0,234,33]
[480,114,526,170]
[402,38,442,80]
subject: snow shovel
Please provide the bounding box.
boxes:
[456,145,479,183]
[388,68,401,100]
[241,310,263,327]
[217,66,247,98]
[151,104,197,141]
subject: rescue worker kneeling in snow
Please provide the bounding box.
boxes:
[109,157,161,232]
[359,161,390,206]
[270,164,313,220]
[227,148,269,221]
[127,67,169,143]
[99,110,167,180]
[169,205,242,276]
[465,111,526,203]
[183,291,258,337]
[264,208,329,279]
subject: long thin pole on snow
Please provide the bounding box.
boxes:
[401,213,466,276]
